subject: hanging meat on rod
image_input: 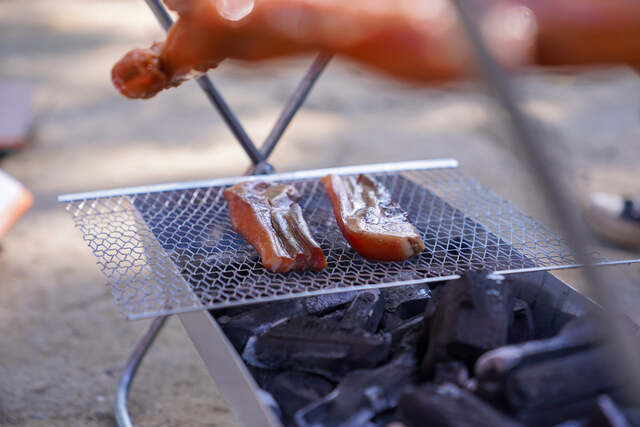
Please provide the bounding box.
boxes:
[224,181,327,273]
[112,0,640,100]
[321,174,424,262]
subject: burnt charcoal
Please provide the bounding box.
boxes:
[387,314,425,351]
[248,366,281,388]
[505,347,625,426]
[421,272,514,376]
[398,383,523,427]
[367,409,400,427]
[381,311,404,330]
[218,299,306,351]
[622,408,640,426]
[382,284,431,318]
[295,352,417,427]
[509,299,535,344]
[319,308,346,322]
[242,316,391,380]
[341,289,384,333]
[585,395,632,427]
[553,420,584,427]
[302,291,359,316]
[218,292,358,352]
[476,315,610,380]
[433,361,469,387]
[264,371,334,425]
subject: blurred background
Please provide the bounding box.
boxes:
[1,0,640,425]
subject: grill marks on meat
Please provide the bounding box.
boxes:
[224,181,326,273]
[321,174,425,262]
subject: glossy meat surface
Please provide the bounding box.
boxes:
[321,174,424,262]
[224,181,326,273]
[112,0,640,99]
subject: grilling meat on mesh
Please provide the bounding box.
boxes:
[321,174,425,261]
[224,181,326,273]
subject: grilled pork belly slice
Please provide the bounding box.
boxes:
[321,174,424,262]
[224,181,326,273]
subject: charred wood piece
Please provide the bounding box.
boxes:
[341,289,384,333]
[476,315,610,379]
[508,299,535,344]
[264,371,335,426]
[382,285,431,318]
[397,383,523,427]
[506,346,625,425]
[242,316,391,380]
[433,361,469,388]
[218,292,357,351]
[421,272,514,376]
[295,352,417,427]
[585,395,632,427]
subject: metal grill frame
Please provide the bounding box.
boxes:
[60,159,640,320]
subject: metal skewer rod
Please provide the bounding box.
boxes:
[144,0,265,166]
[450,0,640,402]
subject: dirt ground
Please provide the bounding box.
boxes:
[1,1,640,426]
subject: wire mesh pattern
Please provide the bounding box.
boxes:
[65,164,588,319]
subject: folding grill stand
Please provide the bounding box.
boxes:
[114,1,640,425]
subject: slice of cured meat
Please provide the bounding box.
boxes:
[321,174,424,262]
[224,181,326,273]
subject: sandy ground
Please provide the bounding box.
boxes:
[1,1,640,426]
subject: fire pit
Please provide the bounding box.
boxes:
[178,270,639,427]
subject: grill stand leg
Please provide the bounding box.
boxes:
[114,316,169,427]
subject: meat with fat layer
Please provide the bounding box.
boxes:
[321,174,424,262]
[224,181,326,273]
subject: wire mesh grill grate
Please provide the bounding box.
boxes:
[64,162,604,319]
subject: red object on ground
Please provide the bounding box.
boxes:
[224,181,327,273]
[0,170,33,238]
[321,174,425,262]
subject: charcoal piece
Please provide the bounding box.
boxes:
[341,289,384,333]
[506,347,625,426]
[367,409,400,427]
[295,352,417,427]
[508,299,535,344]
[387,314,425,350]
[302,291,359,316]
[421,272,514,376]
[382,284,431,317]
[248,366,281,388]
[320,308,346,322]
[242,316,392,380]
[476,315,610,379]
[265,371,334,425]
[218,299,306,351]
[433,361,469,387]
[398,383,523,427]
[218,292,358,352]
[381,311,404,331]
[585,395,631,427]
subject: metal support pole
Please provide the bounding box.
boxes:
[144,0,265,166]
[114,315,169,427]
